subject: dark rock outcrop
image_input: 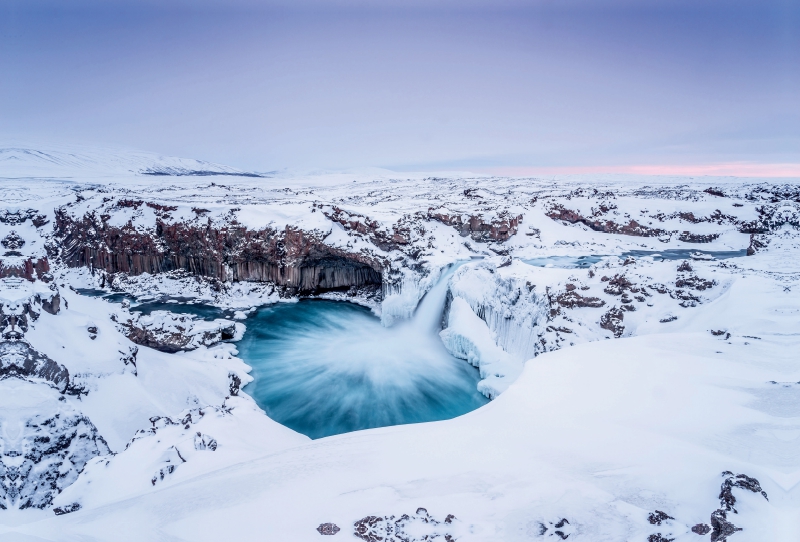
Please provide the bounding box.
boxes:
[427,209,522,242]
[54,207,382,294]
[546,205,667,238]
[317,523,340,536]
[696,472,771,542]
[554,290,605,309]
[710,510,740,542]
[718,472,768,512]
[648,511,674,525]
[119,312,241,354]
[2,411,109,510]
[0,257,50,282]
[0,341,70,392]
[692,523,711,535]
[678,231,720,243]
[675,276,715,291]
[354,508,458,542]
[600,307,625,338]
[746,234,767,256]
[323,206,412,251]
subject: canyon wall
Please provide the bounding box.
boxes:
[53,208,383,294]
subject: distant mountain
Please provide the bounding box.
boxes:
[0,145,265,178]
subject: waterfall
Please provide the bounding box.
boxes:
[381,261,467,328]
[408,262,466,334]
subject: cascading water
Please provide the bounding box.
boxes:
[409,262,464,333]
[238,262,487,439]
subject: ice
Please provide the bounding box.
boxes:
[440,297,521,398]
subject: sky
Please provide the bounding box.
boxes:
[1,0,798,175]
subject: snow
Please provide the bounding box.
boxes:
[440,296,520,398]
[0,144,798,539]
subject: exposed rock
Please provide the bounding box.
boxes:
[1,411,110,509]
[603,274,634,296]
[0,341,70,392]
[709,510,740,542]
[53,502,82,515]
[746,234,767,256]
[600,307,625,338]
[54,208,382,294]
[228,372,242,396]
[648,510,674,525]
[554,290,605,309]
[738,202,800,233]
[38,291,60,315]
[119,346,138,375]
[546,205,668,238]
[354,515,384,542]
[648,535,674,542]
[354,508,458,542]
[678,231,720,243]
[151,446,185,486]
[427,209,522,242]
[553,517,572,539]
[120,311,243,353]
[0,257,51,282]
[692,523,711,535]
[317,523,341,536]
[718,472,768,512]
[675,276,715,291]
[0,209,48,227]
[324,206,412,250]
[193,432,217,451]
[1,232,25,251]
[693,472,771,542]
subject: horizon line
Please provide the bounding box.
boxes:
[472,162,800,178]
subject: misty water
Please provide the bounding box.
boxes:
[78,271,489,440]
[238,300,487,439]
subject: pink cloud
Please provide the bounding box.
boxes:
[477,163,800,178]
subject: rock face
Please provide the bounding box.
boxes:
[0,410,110,510]
[546,205,668,238]
[118,311,244,354]
[0,341,70,392]
[54,207,382,294]
[427,209,523,242]
[353,508,458,542]
[0,256,50,282]
[0,276,109,511]
[600,307,625,338]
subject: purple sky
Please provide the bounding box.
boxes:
[2,0,798,173]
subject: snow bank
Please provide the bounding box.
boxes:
[440,297,521,398]
[448,260,550,361]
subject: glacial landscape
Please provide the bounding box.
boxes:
[0,146,797,541]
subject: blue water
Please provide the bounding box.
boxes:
[238,300,488,439]
[78,286,489,440]
[521,255,606,268]
[75,288,230,320]
[522,249,748,269]
[620,248,749,261]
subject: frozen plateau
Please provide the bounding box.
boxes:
[0,146,798,541]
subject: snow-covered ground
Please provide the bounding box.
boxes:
[0,145,798,540]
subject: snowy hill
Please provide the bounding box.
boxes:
[0,146,798,541]
[0,145,264,179]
